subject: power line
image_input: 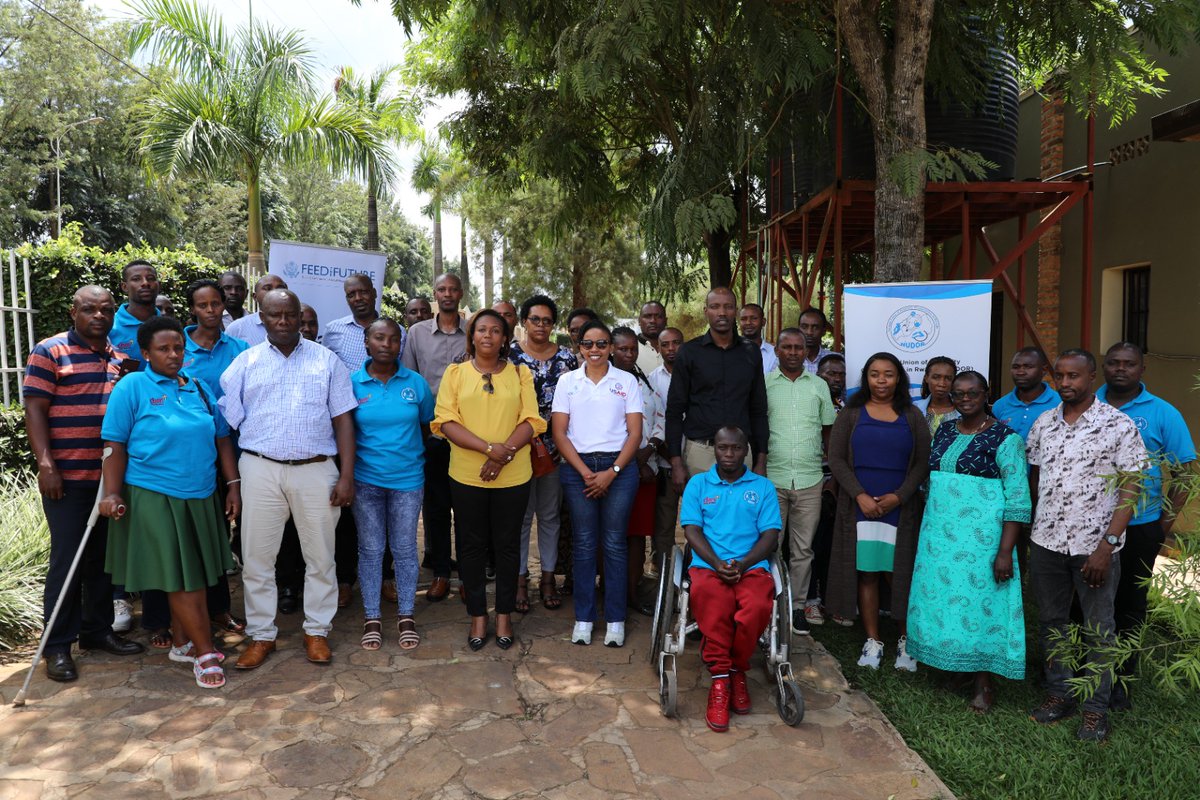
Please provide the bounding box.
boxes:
[21,0,159,86]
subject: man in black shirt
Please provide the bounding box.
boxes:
[666,287,769,494]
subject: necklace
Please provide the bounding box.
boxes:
[957,416,990,435]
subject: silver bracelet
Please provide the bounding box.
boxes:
[227,479,242,485]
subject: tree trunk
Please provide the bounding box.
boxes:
[458,220,470,302]
[246,167,266,273]
[483,233,494,307]
[431,203,443,283]
[838,0,935,283]
[366,183,380,251]
[703,227,733,288]
[571,250,587,310]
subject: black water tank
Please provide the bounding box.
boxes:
[765,40,1020,215]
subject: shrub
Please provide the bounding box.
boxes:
[0,404,32,477]
[0,473,50,650]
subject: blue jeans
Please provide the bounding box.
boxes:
[561,453,639,624]
[353,482,423,618]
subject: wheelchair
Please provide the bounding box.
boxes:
[648,544,805,726]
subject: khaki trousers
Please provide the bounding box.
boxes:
[775,481,824,610]
[240,454,340,641]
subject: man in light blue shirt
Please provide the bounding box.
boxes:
[219,289,358,670]
[1098,342,1196,710]
[992,347,1061,440]
[108,260,160,362]
[225,273,287,346]
[324,274,401,371]
[738,303,777,373]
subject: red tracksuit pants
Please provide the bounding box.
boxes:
[688,567,774,675]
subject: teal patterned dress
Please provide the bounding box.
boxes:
[905,421,1030,679]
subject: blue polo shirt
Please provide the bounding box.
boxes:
[992,382,1061,440]
[108,303,161,362]
[352,361,435,491]
[680,466,782,572]
[1097,382,1196,525]
[101,366,229,499]
[182,326,248,400]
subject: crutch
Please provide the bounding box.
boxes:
[13,447,120,707]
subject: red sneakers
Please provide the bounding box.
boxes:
[706,677,731,732]
[730,671,752,715]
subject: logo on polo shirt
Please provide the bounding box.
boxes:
[182,357,194,368]
[609,381,627,399]
[150,395,166,406]
[703,496,719,505]
[743,490,759,505]
[401,387,417,402]
[117,339,134,351]
[1132,416,1148,431]
[358,394,371,405]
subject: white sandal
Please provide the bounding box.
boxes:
[194,651,226,689]
[168,641,195,663]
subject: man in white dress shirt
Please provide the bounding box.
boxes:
[738,303,777,373]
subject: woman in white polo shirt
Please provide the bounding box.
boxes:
[552,320,643,647]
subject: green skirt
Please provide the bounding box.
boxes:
[105,484,234,593]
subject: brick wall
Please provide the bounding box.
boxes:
[1037,91,1065,357]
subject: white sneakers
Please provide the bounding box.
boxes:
[112,599,133,633]
[571,622,593,645]
[894,635,918,672]
[857,638,884,669]
[571,621,625,647]
[804,600,825,626]
[857,637,919,672]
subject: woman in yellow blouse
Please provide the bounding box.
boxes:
[432,309,545,651]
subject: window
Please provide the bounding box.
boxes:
[1122,266,1150,352]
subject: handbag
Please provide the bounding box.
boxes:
[530,436,557,477]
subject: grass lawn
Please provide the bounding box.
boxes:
[811,612,1200,800]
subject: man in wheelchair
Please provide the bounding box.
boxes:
[680,425,782,732]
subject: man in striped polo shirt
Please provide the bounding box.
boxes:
[24,285,145,683]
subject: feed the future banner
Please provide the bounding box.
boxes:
[843,281,993,397]
[269,239,386,339]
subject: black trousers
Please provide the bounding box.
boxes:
[1114,519,1166,675]
[276,509,388,590]
[424,438,457,578]
[450,479,530,617]
[807,488,837,602]
[42,483,114,653]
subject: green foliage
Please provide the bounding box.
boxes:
[0,473,51,650]
[0,405,32,478]
[885,147,998,196]
[2,223,225,343]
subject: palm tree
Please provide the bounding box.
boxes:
[333,65,418,251]
[128,0,394,270]
[410,137,466,283]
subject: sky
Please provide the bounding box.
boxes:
[86,0,465,263]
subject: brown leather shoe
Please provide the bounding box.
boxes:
[337,583,352,608]
[234,639,276,670]
[303,634,332,664]
[426,577,450,602]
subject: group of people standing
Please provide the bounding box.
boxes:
[25,267,1192,744]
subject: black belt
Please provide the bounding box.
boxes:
[243,449,329,466]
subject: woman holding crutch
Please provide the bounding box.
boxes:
[99,316,240,689]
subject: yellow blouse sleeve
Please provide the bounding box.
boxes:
[430,363,462,438]
[518,365,547,435]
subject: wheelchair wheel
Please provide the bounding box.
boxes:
[776,679,805,726]
[648,553,671,669]
[659,663,678,718]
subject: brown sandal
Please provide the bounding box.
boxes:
[360,619,383,651]
[515,575,531,613]
[398,616,420,651]
[540,571,562,610]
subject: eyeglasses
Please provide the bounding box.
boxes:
[949,389,985,401]
[579,339,610,350]
[526,315,554,327]
[481,372,494,395]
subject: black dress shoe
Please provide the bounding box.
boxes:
[79,632,145,656]
[279,586,299,614]
[45,652,78,682]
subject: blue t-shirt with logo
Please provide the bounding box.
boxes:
[101,366,228,499]
[108,303,161,362]
[351,361,435,491]
[680,466,783,572]
[1097,383,1196,525]
[182,326,248,400]
[992,382,1061,441]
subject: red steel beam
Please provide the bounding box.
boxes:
[985,188,1087,280]
[977,231,1050,364]
[1081,110,1096,349]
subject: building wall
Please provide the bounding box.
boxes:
[991,41,1200,434]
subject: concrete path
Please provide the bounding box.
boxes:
[0,577,953,799]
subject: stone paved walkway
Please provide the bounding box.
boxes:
[0,575,953,800]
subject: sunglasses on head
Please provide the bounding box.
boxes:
[579,339,610,350]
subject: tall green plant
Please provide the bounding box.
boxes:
[0,474,50,650]
[127,0,395,271]
[334,65,420,251]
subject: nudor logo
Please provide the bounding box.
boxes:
[886,305,940,351]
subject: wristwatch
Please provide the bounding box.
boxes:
[1103,533,1121,547]
[612,464,622,474]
